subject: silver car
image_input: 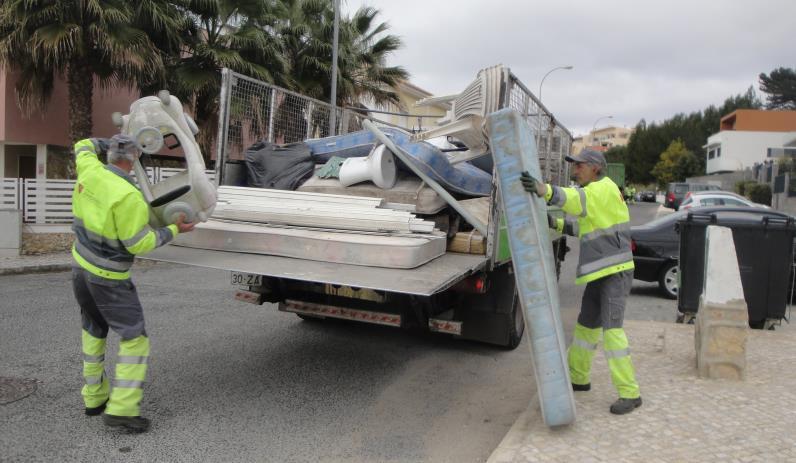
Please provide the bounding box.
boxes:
[679,191,770,210]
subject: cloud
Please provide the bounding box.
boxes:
[345,0,794,135]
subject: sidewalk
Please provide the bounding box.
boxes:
[488,319,796,463]
[0,252,72,276]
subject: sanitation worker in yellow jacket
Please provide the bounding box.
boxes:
[70,134,195,432]
[521,149,642,415]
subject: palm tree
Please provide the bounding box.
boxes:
[273,1,409,139]
[158,0,289,160]
[336,6,408,107]
[0,0,165,143]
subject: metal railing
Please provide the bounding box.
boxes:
[503,72,573,186]
[214,68,574,186]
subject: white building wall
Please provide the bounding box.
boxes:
[705,131,792,174]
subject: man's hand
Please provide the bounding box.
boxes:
[520,171,547,197]
[89,138,110,155]
[175,214,196,233]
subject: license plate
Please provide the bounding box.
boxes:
[231,272,262,286]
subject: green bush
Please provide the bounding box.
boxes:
[746,183,772,206]
[735,181,755,196]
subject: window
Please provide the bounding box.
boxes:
[722,198,747,206]
[701,198,723,206]
[768,147,796,157]
[708,149,715,159]
[716,148,721,158]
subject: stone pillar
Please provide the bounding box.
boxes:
[695,225,748,380]
[0,143,5,178]
[0,209,21,256]
[36,144,47,179]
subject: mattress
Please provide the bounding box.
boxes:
[304,128,492,197]
[173,219,447,269]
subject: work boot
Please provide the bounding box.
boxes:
[103,413,151,433]
[85,399,108,416]
[571,383,591,392]
[609,397,642,415]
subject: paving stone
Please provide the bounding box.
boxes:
[489,320,796,462]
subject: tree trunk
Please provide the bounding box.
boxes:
[66,57,94,144]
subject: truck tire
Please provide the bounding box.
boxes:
[503,292,525,350]
[457,265,524,349]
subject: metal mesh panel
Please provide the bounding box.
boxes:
[217,68,573,185]
[218,70,386,162]
[503,73,573,186]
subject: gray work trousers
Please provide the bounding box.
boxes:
[72,267,146,340]
[577,269,634,330]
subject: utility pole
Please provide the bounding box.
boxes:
[329,0,340,136]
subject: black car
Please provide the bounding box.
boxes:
[631,206,794,299]
[639,191,656,202]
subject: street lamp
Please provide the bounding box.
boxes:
[538,65,574,103]
[591,115,613,145]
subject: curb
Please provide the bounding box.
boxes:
[0,263,72,276]
[486,406,535,463]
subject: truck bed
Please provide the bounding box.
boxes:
[142,245,488,296]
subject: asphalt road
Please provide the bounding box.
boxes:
[0,201,675,462]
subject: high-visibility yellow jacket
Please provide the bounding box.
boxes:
[71,139,179,280]
[545,176,634,285]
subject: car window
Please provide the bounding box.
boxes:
[701,198,723,206]
[674,185,688,193]
[722,198,748,207]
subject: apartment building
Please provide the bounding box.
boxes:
[704,109,796,174]
[0,69,138,179]
[571,125,633,155]
[365,80,449,133]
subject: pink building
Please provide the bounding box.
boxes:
[0,69,139,179]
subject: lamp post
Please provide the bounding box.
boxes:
[329,0,340,136]
[538,65,573,103]
[537,66,573,182]
[591,115,613,146]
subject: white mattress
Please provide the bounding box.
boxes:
[173,219,447,269]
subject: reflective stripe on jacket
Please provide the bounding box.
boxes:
[71,139,179,280]
[545,176,634,284]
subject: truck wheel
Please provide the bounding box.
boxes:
[503,292,525,350]
[658,261,678,299]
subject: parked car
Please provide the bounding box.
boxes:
[631,206,793,299]
[639,191,656,202]
[663,182,721,210]
[679,191,770,210]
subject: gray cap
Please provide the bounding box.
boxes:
[108,134,140,159]
[565,149,606,168]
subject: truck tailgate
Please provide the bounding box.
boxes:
[142,245,488,296]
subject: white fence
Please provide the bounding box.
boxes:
[1,168,215,224]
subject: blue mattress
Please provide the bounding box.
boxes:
[304,128,492,197]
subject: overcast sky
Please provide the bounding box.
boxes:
[344,0,794,137]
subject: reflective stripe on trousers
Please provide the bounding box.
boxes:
[604,328,640,399]
[105,335,150,417]
[568,325,640,398]
[568,323,601,386]
[81,330,109,408]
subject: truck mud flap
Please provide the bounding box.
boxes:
[486,108,576,427]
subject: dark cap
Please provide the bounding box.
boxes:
[565,149,606,168]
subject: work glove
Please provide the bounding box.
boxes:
[520,171,546,197]
[547,213,557,229]
[89,138,111,155]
